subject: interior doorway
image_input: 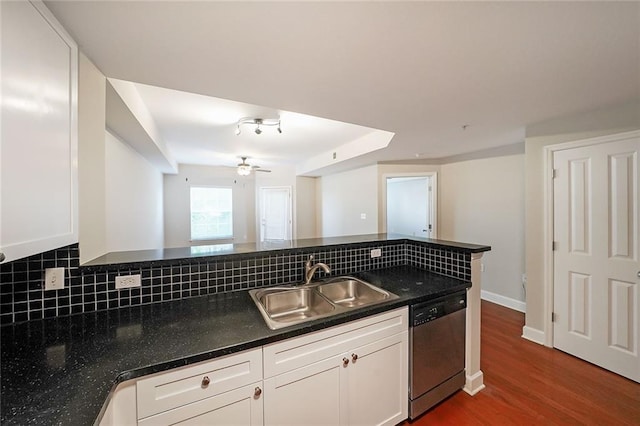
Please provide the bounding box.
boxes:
[259,186,292,242]
[385,175,435,238]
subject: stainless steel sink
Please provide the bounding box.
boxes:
[317,278,392,308]
[249,277,398,330]
[258,287,335,322]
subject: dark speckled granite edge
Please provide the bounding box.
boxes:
[81,234,491,271]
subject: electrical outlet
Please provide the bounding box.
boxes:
[480,263,486,273]
[44,268,65,290]
[360,213,367,219]
[115,274,141,289]
[370,248,382,258]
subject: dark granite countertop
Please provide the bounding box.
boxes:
[1,266,470,425]
[82,233,491,271]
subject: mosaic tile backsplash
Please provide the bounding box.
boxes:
[0,240,471,325]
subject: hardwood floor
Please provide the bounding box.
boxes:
[407,301,640,425]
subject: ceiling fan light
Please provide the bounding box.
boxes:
[237,164,251,176]
[255,125,262,135]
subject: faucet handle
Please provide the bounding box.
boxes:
[305,255,314,268]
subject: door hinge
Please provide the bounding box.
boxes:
[552,168,557,179]
[428,186,432,192]
[552,241,557,251]
[552,312,557,322]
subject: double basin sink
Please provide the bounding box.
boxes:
[249,277,399,330]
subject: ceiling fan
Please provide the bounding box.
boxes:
[237,157,271,176]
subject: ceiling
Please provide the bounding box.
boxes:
[131,81,384,171]
[46,1,640,175]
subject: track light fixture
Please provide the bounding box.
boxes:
[235,117,281,135]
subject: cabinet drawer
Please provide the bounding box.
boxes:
[263,307,407,378]
[137,382,263,426]
[136,348,262,419]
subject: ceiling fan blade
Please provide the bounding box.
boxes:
[255,169,272,173]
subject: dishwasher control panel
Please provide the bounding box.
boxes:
[411,291,466,327]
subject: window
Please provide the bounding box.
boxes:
[190,187,233,240]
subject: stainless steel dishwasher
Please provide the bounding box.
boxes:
[409,290,466,419]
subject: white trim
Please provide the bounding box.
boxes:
[463,370,485,396]
[542,130,640,349]
[480,290,526,313]
[381,171,438,238]
[521,326,545,345]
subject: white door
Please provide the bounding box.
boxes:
[386,177,433,238]
[259,187,292,241]
[553,135,640,382]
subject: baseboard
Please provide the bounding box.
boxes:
[480,290,526,313]
[463,370,485,396]
[521,326,545,345]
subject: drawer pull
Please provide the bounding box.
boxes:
[201,376,211,387]
[343,357,349,366]
[254,386,262,397]
[351,353,358,362]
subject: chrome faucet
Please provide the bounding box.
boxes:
[304,255,331,284]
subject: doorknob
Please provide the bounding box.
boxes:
[637,271,640,278]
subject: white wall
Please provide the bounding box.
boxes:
[440,154,525,308]
[78,53,107,263]
[295,176,318,239]
[105,130,164,252]
[163,164,256,248]
[317,165,379,237]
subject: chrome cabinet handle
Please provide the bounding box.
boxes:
[254,387,262,397]
[343,357,349,366]
[201,376,210,387]
[351,353,358,362]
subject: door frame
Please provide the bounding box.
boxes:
[380,172,438,239]
[542,129,640,347]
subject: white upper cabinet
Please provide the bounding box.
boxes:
[0,0,78,263]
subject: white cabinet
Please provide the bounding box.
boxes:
[345,333,407,426]
[100,348,263,426]
[263,357,342,426]
[138,383,263,426]
[101,309,408,426]
[263,307,408,426]
[0,0,78,263]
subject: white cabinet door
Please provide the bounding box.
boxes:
[263,356,343,426]
[345,332,408,426]
[0,0,78,263]
[138,382,263,426]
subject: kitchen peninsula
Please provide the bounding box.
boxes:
[1,234,490,425]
